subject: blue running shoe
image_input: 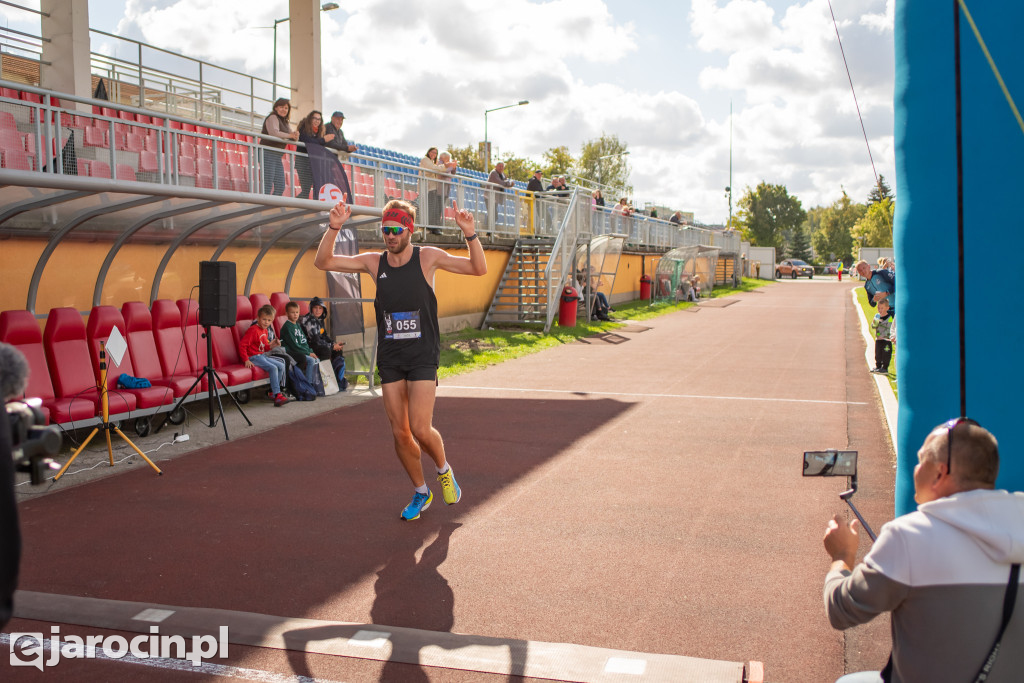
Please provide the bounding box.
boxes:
[401,490,432,521]
[437,466,461,504]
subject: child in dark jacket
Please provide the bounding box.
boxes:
[300,296,346,389]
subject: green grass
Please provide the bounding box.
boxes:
[436,279,767,378]
[854,286,899,396]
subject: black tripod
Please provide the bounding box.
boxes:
[158,325,251,441]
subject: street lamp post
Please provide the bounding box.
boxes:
[483,100,529,171]
[597,150,630,190]
[272,2,340,101]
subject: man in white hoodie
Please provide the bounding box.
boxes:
[823,419,1024,683]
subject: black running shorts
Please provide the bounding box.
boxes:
[378,365,438,384]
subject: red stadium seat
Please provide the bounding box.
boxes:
[178,156,196,178]
[139,151,161,174]
[248,293,271,319]
[121,302,196,398]
[83,126,107,148]
[151,299,195,381]
[115,164,137,182]
[43,307,136,416]
[1,149,32,171]
[90,160,111,179]
[86,306,175,409]
[125,132,144,153]
[269,292,291,335]
[0,310,95,425]
[209,325,253,386]
[176,299,228,391]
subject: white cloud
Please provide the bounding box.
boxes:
[104,0,894,222]
[688,0,894,215]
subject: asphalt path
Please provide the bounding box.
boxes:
[5,278,896,682]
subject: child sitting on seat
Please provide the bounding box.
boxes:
[239,304,289,406]
[280,301,319,388]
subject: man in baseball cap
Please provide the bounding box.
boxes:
[324,111,357,154]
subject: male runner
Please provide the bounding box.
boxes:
[314,198,486,520]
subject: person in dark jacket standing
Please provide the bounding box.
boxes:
[315,198,486,521]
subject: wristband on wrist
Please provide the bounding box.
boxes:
[465,233,478,242]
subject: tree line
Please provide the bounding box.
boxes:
[445,133,634,199]
[737,176,894,264]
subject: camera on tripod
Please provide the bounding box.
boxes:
[7,398,62,485]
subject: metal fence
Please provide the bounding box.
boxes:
[0,3,281,130]
[0,79,740,251]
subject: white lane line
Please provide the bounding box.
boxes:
[0,633,346,682]
[442,385,866,406]
[605,656,648,674]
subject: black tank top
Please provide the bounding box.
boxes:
[374,247,440,367]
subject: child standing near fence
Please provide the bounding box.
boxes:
[870,299,895,375]
[240,304,290,406]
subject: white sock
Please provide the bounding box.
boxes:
[436,463,450,475]
[414,484,429,494]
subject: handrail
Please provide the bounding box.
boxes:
[543,188,583,332]
[0,0,47,16]
[0,78,739,251]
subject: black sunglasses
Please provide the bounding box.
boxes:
[944,417,980,474]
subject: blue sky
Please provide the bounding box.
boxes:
[5,0,895,223]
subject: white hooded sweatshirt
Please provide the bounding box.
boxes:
[825,488,1024,683]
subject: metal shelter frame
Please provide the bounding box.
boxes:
[0,169,381,314]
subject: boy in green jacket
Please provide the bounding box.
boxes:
[281,301,319,387]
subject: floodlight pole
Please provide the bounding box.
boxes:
[484,100,529,171]
[272,3,340,101]
[597,151,629,193]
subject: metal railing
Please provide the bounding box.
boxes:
[89,29,281,130]
[0,3,282,130]
[0,79,740,253]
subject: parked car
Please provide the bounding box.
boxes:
[776,259,814,279]
[824,262,843,275]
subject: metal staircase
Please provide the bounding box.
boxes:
[481,238,553,328]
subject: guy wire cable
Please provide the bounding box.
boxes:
[953,0,1022,416]
[953,0,967,417]
[827,0,891,238]
[958,0,1024,137]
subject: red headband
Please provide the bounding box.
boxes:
[381,208,414,231]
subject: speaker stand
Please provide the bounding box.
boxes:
[157,325,252,441]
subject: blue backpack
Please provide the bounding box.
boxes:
[287,365,317,401]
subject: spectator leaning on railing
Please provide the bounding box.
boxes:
[323,111,357,156]
[526,169,544,193]
[296,110,332,200]
[261,98,299,196]
[420,147,451,233]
